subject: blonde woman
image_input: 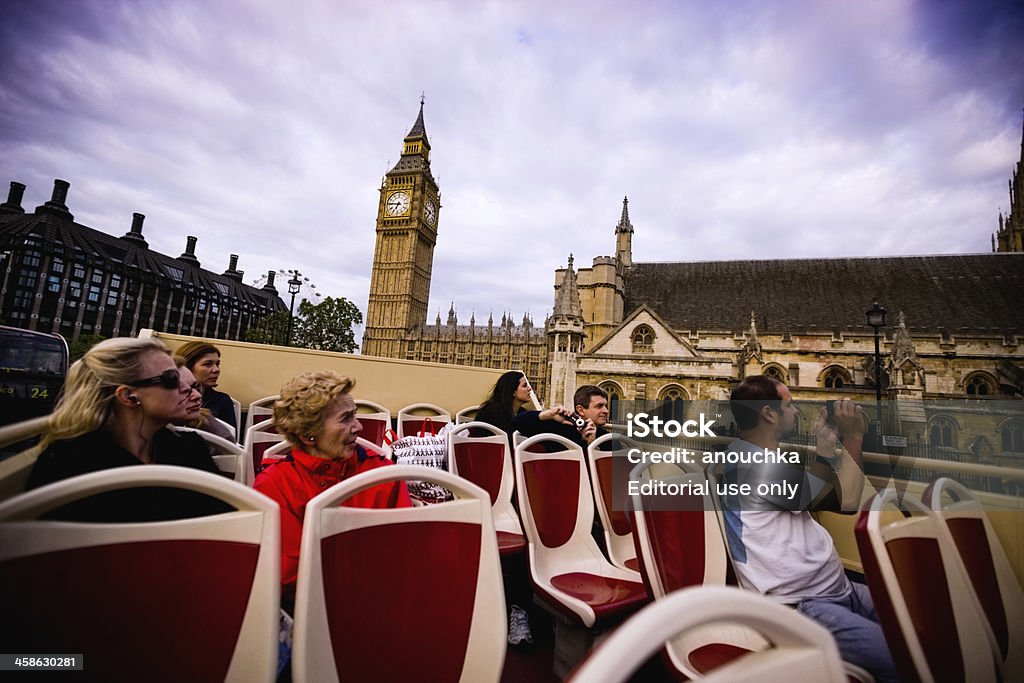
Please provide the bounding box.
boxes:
[26,337,227,520]
[255,370,411,610]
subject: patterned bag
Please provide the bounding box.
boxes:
[391,422,453,504]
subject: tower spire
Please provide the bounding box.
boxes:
[615,196,634,234]
[407,96,427,141]
[615,196,634,267]
[553,254,583,318]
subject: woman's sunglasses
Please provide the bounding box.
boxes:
[129,369,201,393]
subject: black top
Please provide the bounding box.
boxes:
[474,402,525,449]
[26,428,232,522]
[202,387,236,432]
[512,410,609,452]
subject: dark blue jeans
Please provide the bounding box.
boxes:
[797,582,900,683]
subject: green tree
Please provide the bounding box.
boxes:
[294,296,362,353]
[246,296,362,353]
[245,310,291,346]
[68,333,107,361]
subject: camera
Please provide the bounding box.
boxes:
[825,400,836,425]
[564,411,587,431]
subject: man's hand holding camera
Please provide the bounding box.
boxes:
[540,406,598,444]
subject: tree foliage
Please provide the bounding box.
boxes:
[294,296,362,353]
[244,310,291,347]
[68,334,107,362]
[246,297,362,353]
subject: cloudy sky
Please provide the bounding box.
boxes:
[1,0,1022,340]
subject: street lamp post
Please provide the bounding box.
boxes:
[866,300,887,442]
[286,271,303,346]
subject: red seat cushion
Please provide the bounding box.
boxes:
[688,642,754,673]
[549,572,648,622]
[497,530,526,555]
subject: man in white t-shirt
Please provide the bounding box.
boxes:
[722,375,898,683]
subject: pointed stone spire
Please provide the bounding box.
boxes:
[488,312,494,328]
[553,254,583,318]
[435,311,442,326]
[615,196,634,234]
[470,312,476,327]
[408,95,427,139]
[742,310,762,362]
[890,311,917,366]
[447,302,456,326]
[615,198,634,267]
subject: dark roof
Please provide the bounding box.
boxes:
[0,211,285,311]
[623,254,1024,336]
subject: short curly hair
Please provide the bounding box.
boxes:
[273,370,355,447]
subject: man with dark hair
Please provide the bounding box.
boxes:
[513,384,610,450]
[721,375,896,682]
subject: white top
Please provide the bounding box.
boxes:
[721,439,849,604]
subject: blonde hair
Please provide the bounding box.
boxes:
[41,337,171,449]
[274,370,355,448]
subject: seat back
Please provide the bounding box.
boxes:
[0,416,48,501]
[922,477,1024,679]
[243,418,285,486]
[168,425,245,482]
[854,488,999,683]
[455,404,480,424]
[292,465,505,683]
[397,402,451,438]
[587,433,640,574]
[213,416,238,442]
[354,399,392,447]
[628,460,729,598]
[569,586,847,683]
[230,397,242,435]
[244,394,279,436]
[449,421,522,536]
[629,460,769,677]
[0,466,280,683]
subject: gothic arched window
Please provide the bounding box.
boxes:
[763,364,786,383]
[657,385,688,423]
[1000,420,1024,453]
[822,366,849,389]
[632,325,655,353]
[600,382,623,424]
[929,415,958,449]
[965,373,996,397]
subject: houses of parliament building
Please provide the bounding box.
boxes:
[364,105,1024,461]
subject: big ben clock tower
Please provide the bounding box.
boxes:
[362,99,441,358]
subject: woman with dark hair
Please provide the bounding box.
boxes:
[472,370,536,645]
[176,340,236,433]
[474,371,533,446]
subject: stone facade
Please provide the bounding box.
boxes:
[362,107,1024,470]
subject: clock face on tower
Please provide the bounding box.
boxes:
[424,199,437,226]
[385,191,411,216]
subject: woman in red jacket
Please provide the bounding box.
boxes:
[254,370,411,610]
